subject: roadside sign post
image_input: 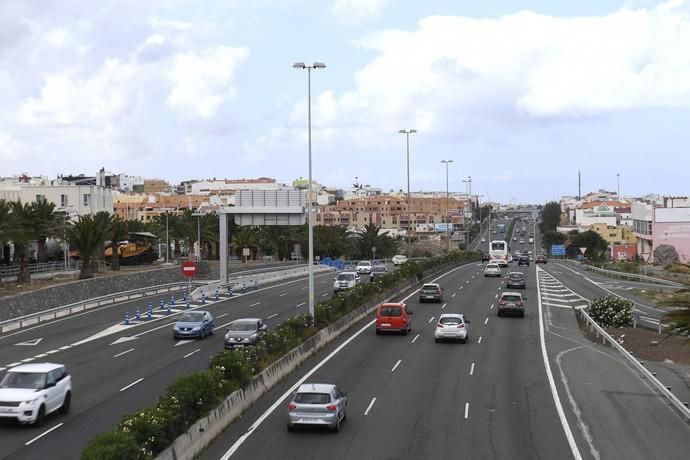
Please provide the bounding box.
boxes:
[181,261,198,298]
[641,252,652,276]
[551,244,566,258]
[372,246,377,262]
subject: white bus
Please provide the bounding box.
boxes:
[489,240,508,261]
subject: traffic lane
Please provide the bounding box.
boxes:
[201,262,483,460]
[0,272,339,453]
[0,270,336,367]
[545,263,665,318]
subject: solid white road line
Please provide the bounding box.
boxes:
[120,378,144,392]
[484,317,489,325]
[266,313,279,320]
[464,403,469,419]
[25,422,63,446]
[250,302,261,307]
[46,350,60,354]
[470,362,475,375]
[184,349,201,359]
[478,336,483,344]
[364,397,377,416]
[391,359,402,372]
[411,334,420,344]
[536,267,583,460]
[113,348,135,358]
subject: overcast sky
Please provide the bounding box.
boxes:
[2,0,690,203]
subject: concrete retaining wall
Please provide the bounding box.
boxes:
[0,266,189,321]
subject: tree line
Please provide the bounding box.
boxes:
[0,199,400,281]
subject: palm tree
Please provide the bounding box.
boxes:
[231,226,260,260]
[314,225,352,259]
[107,215,129,271]
[30,200,62,263]
[353,224,396,259]
[0,199,11,267]
[8,201,35,283]
[68,214,108,279]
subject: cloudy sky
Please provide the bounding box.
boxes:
[2,0,690,203]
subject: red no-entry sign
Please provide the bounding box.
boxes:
[181,261,198,277]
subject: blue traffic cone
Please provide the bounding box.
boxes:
[167,304,172,315]
[147,307,152,321]
[135,307,141,321]
[124,312,130,325]
[201,292,206,304]
[215,289,219,301]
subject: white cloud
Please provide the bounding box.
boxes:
[332,0,392,23]
[166,46,250,118]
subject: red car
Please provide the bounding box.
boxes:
[375,303,413,335]
[535,255,547,264]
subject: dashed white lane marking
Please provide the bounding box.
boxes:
[441,303,447,309]
[478,336,483,344]
[495,294,499,299]
[428,316,435,324]
[296,302,306,308]
[364,397,377,416]
[460,286,464,290]
[35,353,48,358]
[184,348,201,359]
[25,422,63,446]
[120,377,144,392]
[113,348,135,358]
[46,350,60,355]
[322,293,329,297]
[217,313,229,319]
[451,293,457,298]
[484,317,489,325]
[267,313,279,320]
[411,334,420,343]
[470,362,475,375]
[465,280,470,284]
[0,367,5,372]
[21,358,35,363]
[301,286,308,290]
[250,302,261,307]
[280,292,288,297]
[464,402,470,419]
[391,360,402,372]
[7,362,21,367]
[490,304,494,310]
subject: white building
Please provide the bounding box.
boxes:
[0,180,113,217]
[188,177,284,195]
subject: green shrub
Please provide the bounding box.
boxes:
[120,405,176,457]
[588,295,634,328]
[81,431,143,460]
[209,351,254,388]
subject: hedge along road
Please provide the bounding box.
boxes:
[201,257,578,460]
[0,266,347,460]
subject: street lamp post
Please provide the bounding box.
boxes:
[165,212,169,263]
[294,61,326,325]
[617,173,621,198]
[462,179,470,249]
[399,129,417,256]
[440,160,453,252]
[191,212,203,262]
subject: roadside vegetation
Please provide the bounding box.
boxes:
[81,251,479,459]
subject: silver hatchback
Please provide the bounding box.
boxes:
[287,383,347,432]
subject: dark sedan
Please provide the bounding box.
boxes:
[506,272,526,289]
[224,318,268,348]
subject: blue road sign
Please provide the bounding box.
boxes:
[551,244,566,256]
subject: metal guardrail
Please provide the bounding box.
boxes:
[577,307,690,422]
[566,260,685,288]
[0,282,203,335]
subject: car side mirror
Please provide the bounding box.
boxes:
[261,325,268,331]
[226,328,230,332]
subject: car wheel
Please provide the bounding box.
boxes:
[435,338,440,343]
[287,424,295,432]
[59,391,71,414]
[34,405,46,427]
[521,312,525,318]
[497,311,502,317]
[209,326,214,335]
[333,415,341,433]
[402,327,408,336]
[375,329,380,335]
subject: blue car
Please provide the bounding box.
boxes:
[173,311,214,339]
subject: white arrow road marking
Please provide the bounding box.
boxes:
[74,324,131,347]
[15,338,44,346]
[110,336,139,346]
[174,340,196,347]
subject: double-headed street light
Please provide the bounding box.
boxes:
[294,61,326,325]
[440,160,453,251]
[399,129,417,256]
[462,178,471,249]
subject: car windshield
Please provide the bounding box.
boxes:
[379,307,402,316]
[509,273,525,280]
[486,265,498,269]
[179,312,204,322]
[229,321,257,331]
[294,392,331,404]
[439,317,462,325]
[337,274,354,281]
[422,285,439,291]
[0,372,46,389]
[502,295,522,302]
[358,262,371,266]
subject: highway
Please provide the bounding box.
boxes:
[0,265,346,459]
[200,219,690,460]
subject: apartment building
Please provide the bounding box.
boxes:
[632,197,690,263]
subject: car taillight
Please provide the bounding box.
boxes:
[288,403,297,411]
[516,302,523,307]
[436,323,444,328]
[326,405,337,412]
[499,300,507,305]
[456,323,465,328]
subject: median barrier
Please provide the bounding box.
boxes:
[156,259,475,460]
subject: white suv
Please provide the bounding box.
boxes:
[333,272,360,292]
[392,255,408,266]
[0,363,72,425]
[356,260,372,275]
